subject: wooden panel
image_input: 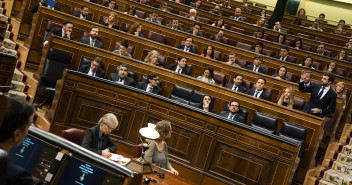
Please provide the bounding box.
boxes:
[0,53,17,86]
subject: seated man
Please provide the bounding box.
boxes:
[332,26,343,35]
[80,27,103,49]
[78,57,105,78]
[345,38,352,49]
[251,41,264,54]
[219,100,245,123]
[145,10,161,24]
[176,36,196,53]
[245,54,267,74]
[160,2,169,12]
[241,3,251,13]
[225,73,247,93]
[106,0,117,10]
[297,70,313,87]
[309,21,323,31]
[136,72,162,95]
[31,0,60,13]
[186,22,203,37]
[108,63,135,86]
[73,5,92,21]
[168,56,191,76]
[209,5,222,15]
[315,13,327,24]
[113,40,132,58]
[220,0,232,8]
[229,8,246,21]
[166,17,183,31]
[246,78,270,101]
[273,21,286,33]
[299,73,337,117]
[135,0,149,5]
[316,43,326,55]
[82,113,118,157]
[186,9,199,21]
[224,52,239,67]
[43,20,73,46]
[209,30,227,44]
[274,45,294,63]
[1,97,35,185]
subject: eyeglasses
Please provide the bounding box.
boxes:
[151,78,159,81]
[105,124,115,131]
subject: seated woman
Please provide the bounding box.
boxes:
[129,22,144,38]
[299,56,315,69]
[101,12,119,30]
[277,87,294,108]
[193,0,202,9]
[272,65,288,81]
[296,8,307,19]
[258,9,266,17]
[333,82,346,109]
[323,61,337,74]
[144,50,160,66]
[82,113,118,157]
[197,95,215,113]
[251,41,264,54]
[124,5,138,17]
[145,120,179,175]
[335,49,348,61]
[255,18,266,27]
[113,40,132,58]
[197,66,215,84]
[201,45,215,60]
[212,17,225,29]
[276,33,286,45]
[291,38,303,50]
[254,28,265,39]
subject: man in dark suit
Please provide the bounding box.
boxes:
[176,36,196,54]
[273,21,287,33]
[250,41,264,55]
[73,5,92,21]
[299,73,337,117]
[296,70,313,87]
[186,22,203,37]
[166,17,183,31]
[31,0,60,13]
[108,63,135,86]
[43,20,73,46]
[225,73,247,93]
[0,97,35,185]
[246,78,270,101]
[209,5,222,15]
[80,26,103,49]
[78,57,105,78]
[274,45,294,63]
[209,30,227,44]
[316,43,328,56]
[219,100,245,123]
[82,113,118,157]
[136,72,162,95]
[245,54,267,74]
[229,8,246,21]
[145,10,161,24]
[168,56,191,76]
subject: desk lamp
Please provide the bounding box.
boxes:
[126,123,159,174]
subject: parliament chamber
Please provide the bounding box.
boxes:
[1,0,352,184]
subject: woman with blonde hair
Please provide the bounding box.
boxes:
[333,82,346,109]
[102,12,119,30]
[277,87,295,108]
[144,50,160,66]
[145,120,179,175]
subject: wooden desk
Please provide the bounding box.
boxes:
[0,52,17,86]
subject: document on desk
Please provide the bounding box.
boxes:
[108,154,123,161]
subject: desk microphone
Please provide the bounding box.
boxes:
[153,171,165,178]
[144,177,157,184]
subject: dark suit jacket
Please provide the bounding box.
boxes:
[246,89,270,101]
[245,65,267,74]
[81,125,117,155]
[186,29,202,37]
[273,55,294,63]
[166,24,184,31]
[299,82,337,117]
[229,16,246,22]
[101,22,120,30]
[176,44,197,54]
[168,64,191,76]
[78,64,105,78]
[6,162,33,185]
[209,36,228,44]
[80,37,103,49]
[108,73,135,87]
[31,0,60,13]
[44,27,73,42]
[185,15,199,21]
[225,83,247,93]
[73,13,92,21]
[136,82,162,95]
[219,111,245,123]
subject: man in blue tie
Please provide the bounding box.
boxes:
[245,78,270,101]
[299,73,337,117]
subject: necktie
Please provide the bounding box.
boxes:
[177,68,181,73]
[317,87,324,100]
[254,91,259,98]
[118,78,123,82]
[64,33,67,38]
[253,66,257,72]
[90,40,94,46]
[232,85,237,91]
[149,87,153,93]
[93,72,96,77]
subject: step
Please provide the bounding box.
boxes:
[24,71,39,103]
[35,108,51,131]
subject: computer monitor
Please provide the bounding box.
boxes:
[7,135,60,180]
